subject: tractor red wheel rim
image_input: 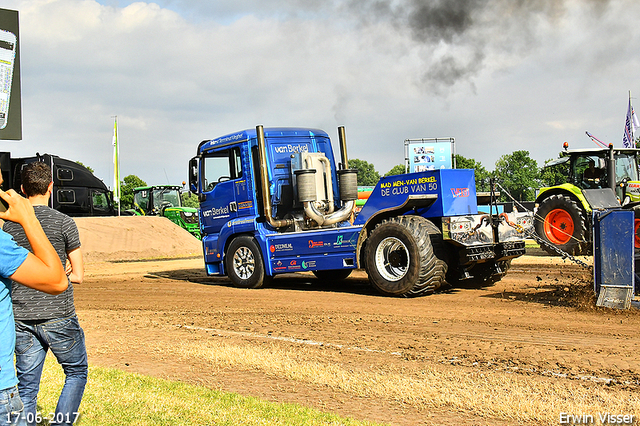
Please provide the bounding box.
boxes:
[634,219,640,249]
[544,208,574,245]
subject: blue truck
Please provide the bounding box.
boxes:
[188,125,533,297]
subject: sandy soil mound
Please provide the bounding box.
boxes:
[74,216,202,263]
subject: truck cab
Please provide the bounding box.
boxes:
[189,128,357,276]
[545,148,640,199]
[1,152,115,216]
[133,185,182,215]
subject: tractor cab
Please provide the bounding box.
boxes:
[133,185,182,216]
[129,185,201,239]
[572,155,606,189]
[558,148,640,203]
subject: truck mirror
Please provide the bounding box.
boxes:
[188,157,198,193]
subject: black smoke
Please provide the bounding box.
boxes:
[344,0,610,94]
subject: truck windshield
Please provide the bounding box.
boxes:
[202,148,243,192]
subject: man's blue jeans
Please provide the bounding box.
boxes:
[0,386,26,426]
[14,315,87,426]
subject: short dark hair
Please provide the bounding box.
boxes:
[21,161,52,197]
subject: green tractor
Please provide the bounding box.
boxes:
[129,185,201,239]
[535,143,640,255]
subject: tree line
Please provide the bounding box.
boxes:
[82,135,640,208]
[116,150,555,208]
[113,146,622,208]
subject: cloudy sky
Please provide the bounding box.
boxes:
[1,0,639,189]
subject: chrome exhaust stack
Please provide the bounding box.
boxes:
[256,125,294,229]
[338,126,349,169]
[296,126,358,227]
[303,199,356,226]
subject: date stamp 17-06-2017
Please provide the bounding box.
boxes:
[4,411,80,425]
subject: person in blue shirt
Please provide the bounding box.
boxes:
[0,171,67,426]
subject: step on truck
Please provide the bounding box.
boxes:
[188,126,533,297]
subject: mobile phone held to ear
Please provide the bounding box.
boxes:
[0,194,8,212]
[0,30,17,130]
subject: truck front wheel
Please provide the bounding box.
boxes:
[535,194,587,255]
[226,236,269,289]
[365,216,439,297]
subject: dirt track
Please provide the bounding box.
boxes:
[74,244,640,425]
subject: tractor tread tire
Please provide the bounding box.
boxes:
[365,216,443,297]
[535,194,588,256]
[405,218,449,296]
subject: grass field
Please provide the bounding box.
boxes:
[36,356,387,426]
[35,338,640,426]
[164,338,640,425]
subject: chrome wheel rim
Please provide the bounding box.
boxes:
[374,237,409,281]
[232,246,255,280]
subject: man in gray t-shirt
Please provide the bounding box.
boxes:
[7,205,80,320]
[3,162,87,426]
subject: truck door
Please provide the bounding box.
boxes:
[199,147,244,236]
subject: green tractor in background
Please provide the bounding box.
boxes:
[535,143,640,255]
[129,185,201,239]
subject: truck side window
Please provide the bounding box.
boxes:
[203,148,242,192]
[57,168,73,181]
[57,189,76,204]
[233,148,243,179]
[615,154,637,182]
[92,191,110,212]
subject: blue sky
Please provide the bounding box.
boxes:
[1,0,639,190]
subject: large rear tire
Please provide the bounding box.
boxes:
[226,236,270,289]
[406,218,449,296]
[535,194,587,255]
[365,216,442,297]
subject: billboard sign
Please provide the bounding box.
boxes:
[0,8,21,140]
[407,139,453,172]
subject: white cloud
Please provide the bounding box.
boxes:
[1,0,639,189]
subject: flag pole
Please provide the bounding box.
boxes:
[112,115,121,216]
[623,91,640,148]
[631,91,635,146]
